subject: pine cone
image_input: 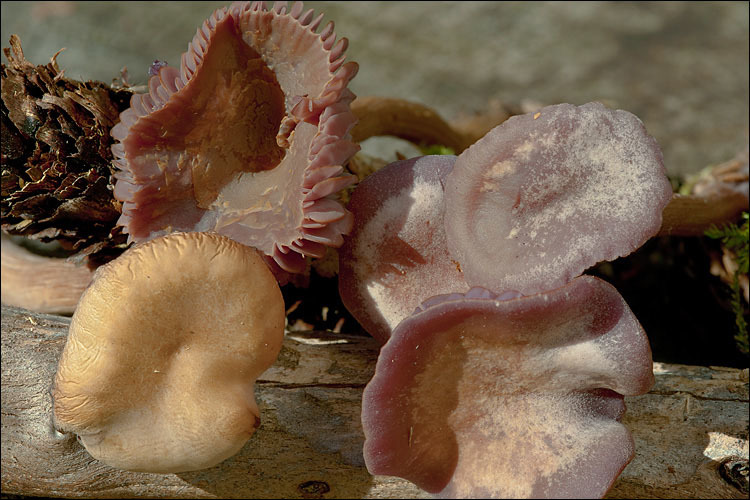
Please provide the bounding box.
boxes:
[1,35,133,267]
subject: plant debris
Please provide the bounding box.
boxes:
[1,35,133,267]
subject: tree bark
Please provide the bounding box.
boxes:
[1,305,747,499]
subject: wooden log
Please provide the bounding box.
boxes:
[658,192,749,237]
[0,233,94,315]
[1,304,747,499]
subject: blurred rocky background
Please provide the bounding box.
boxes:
[2,1,748,180]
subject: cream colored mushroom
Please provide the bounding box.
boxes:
[52,231,285,473]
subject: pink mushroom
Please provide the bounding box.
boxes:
[444,101,673,295]
[352,102,671,497]
[342,102,672,342]
[110,1,359,276]
[362,276,654,498]
[338,155,469,343]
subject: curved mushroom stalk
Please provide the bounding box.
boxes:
[660,144,749,236]
[350,96,477,153]
[111,1,359,277]
[362,276,654,499]
[338,155,469,343]
[444,102,673,296]
[53,232,285,473]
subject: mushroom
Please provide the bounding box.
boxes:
[341,103,671,342]
[350,102,671,497]
[338,155,469,343]
[52,231,285,473]
[444,101,673,296]
[362,275,654,498]
[110,1,359,277]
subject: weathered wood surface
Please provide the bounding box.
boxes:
[1,304,748,499]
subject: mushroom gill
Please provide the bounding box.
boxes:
[110,1,359,275]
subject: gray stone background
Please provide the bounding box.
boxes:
[1,1,748,180]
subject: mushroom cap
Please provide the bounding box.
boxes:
[362,275,654,498]
[111,1,359,275]
[444,101,673,295]
[338,155,469,343]
[52,231,285,473]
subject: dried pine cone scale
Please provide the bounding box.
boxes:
[1,35,132,265]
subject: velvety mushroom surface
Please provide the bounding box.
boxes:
[53,232,285,473]
[444,102,673,295]
[362,275,654,499]
[111,1,359,274]
[338,155,469,343]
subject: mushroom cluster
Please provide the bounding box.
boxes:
[341,102,673,498]
[2,1,747,494]
[50,0,360,474]
[110,0,359,278]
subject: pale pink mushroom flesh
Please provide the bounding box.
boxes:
[352,102,672,498]
[444,102,673,295]
[338,155,469,343]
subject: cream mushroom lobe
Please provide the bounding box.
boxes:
[111,1,359,275]
[52,232,285,473]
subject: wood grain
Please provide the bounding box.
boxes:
[658,192,749,237]
[1,305,747,499]
[0,233,94,315]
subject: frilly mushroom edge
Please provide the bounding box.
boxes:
[110,1,360,278]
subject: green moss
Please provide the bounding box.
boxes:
[706,212,749,353]
[419,144,456,156]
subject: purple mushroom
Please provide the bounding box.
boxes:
[444,102,672,295]
[347,102,673,497]
[338,155,469,343]
[362,276,654,498]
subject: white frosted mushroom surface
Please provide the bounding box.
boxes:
[362,275,654,498]
[444,102,673,295]
[338,155,469,343]
[53,232,285,473]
